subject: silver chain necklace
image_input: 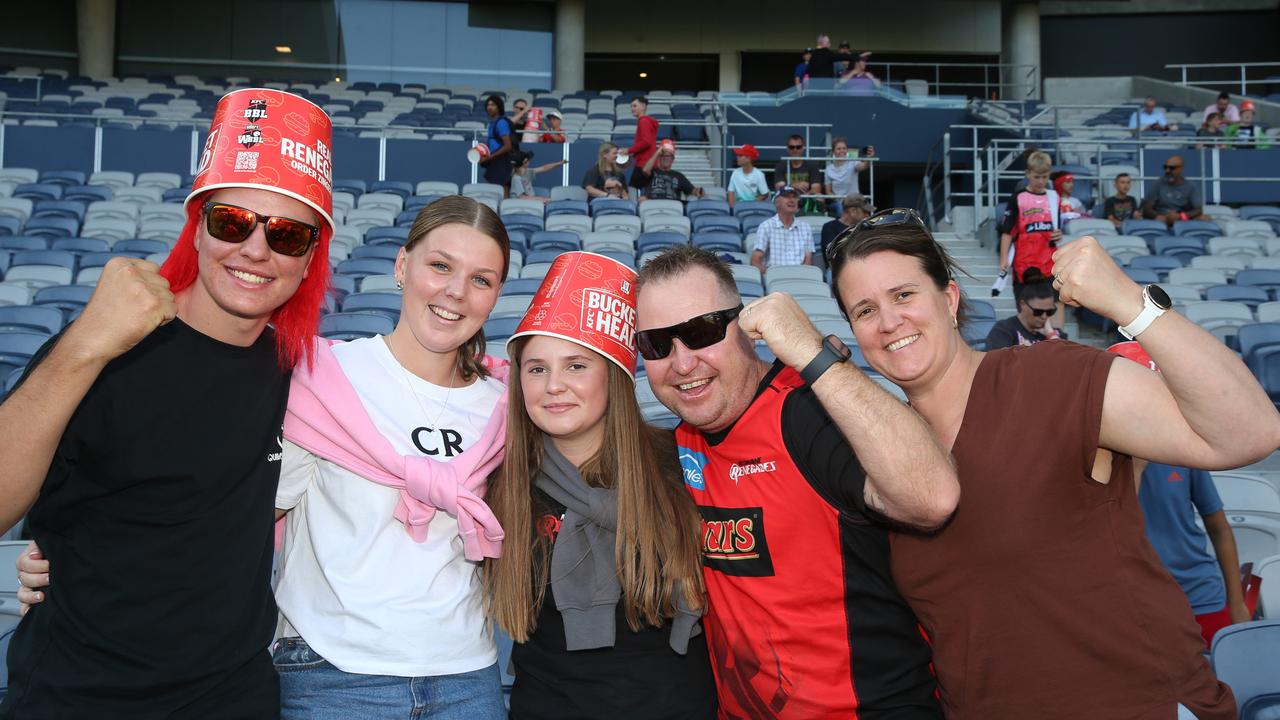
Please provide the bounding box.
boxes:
[382,335,456,433]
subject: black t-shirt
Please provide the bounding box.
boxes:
[1103,195,1138,222]
[984,315,1066,350]
[581,166,625,193]
[806,48,836,78]
[820,219,851,259]
[638,168,695,202]
[510,488,718,720]
[1,320,289,719]
[773,159,822,188]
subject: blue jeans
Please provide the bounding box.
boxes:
[272,637,506,720]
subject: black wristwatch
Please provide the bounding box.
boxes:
[800,335,852,385]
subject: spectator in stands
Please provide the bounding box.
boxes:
[1052,171,1085,223]
[1108,342,1253,649]
[637,140,703,203]
[727,144,769,209]
[1226,104,1271,149]
[820,192,872,261]
[823,137,872,203]
[539,110,566,143]
[634,246,956,719]
[1103,172,1139,229]
[482,94,516,195]
[998,150,1061,289]
[751,186,813,271]
[486,253,716,718]
[794,48,811,90]
[985,279,1066,350]
[1201,91,1240,125]
[804,35,838,86]
[1141,155,1203,227]
[0,89,334,718]
[626,96,660,192]
[834,41,854,76]
[1196,112,1226,148]
[1129,96,1175,134]
[774,134,824,200]
[829,212,1278,719]
[511,97,530,135]
[582,142,629,200]
[510,150,567,203]
[839,52,880,91]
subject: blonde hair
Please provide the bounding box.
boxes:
[403,196,510,382]
[483,338,705,641]
[596,142,621,176]
[1026,150,1053,175]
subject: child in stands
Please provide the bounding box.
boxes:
[1052,171,1085,223]
[510,150,568,204]
[1103,173,1139,230]
[726,144,769,209]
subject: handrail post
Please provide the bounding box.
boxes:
[943,131,952,224]
[1240,65,1247,96]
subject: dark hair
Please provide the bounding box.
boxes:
[1016,278,1056,305]
[404,195,511,381]
[788,133,804,144]
[828,222,967,325]
[486,94,506,115]
[1218,91,1231,101]
[633,95,649,107]
[635,245,739,302]
[1205,112,1222,123]
[1115,172,1131,181]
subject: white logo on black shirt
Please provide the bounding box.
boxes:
[267,434,283,463]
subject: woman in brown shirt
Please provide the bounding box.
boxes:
[824,209,1280,720]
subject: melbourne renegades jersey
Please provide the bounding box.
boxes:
[1002,189,1058,282]
[675,364,940,719]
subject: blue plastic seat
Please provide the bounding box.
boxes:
[692,216,740,234]
[32,200,87,222]
[394,210,419,227]
[1205,284,1269,309]
[319,312,395,341]
[687,199,731,219]
[364,226,410,246]
[350,245,401,262]
[636,232,685,254]
[62,185,113,203]
[113,238,169,257]
[483,316,521,342]
[1122,267,1161,284]
[51,237,110,254]
[596,250,635,269]
[0,237,49,253]
[693,233,744,254]
[0,330,51,374]
[501,278,544,296]
[340,292,402,322]
[545,200,588,217]
[963,299,997,320]
[329,274,358,302]
[1171,219,1221,240]
[0,217,21,236]
[502,214,543,235]
[12,184,63,202]
[1153,236,1205,264]
[0,306,64,334]
[529,231,581,253]
[22,216,80,239]
[1211,620,1280,714]
[11,250,77,271]
[1127,254,1184,278]
[39,170,87,187]
[1238,323,1280,374]
[335,257,396,279]
[33,284,94,313]
[736,279,764,298]
[332,179,367,198]
[1122,219,1171,240]
[524,249,563,265]
[590,199,637,217]
[370,180,413,199]
[76,251,125,270]
[1236,269,1280,299]
[732,201,775,221]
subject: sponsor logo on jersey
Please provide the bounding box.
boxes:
[728,457,777,484]
[679,446,708,490]
[267,433,284,463]
[1025,220,1054,234]
[698,505,774,577]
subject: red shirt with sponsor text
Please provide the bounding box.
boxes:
[674,363,940,719]
[998,189,1057,282]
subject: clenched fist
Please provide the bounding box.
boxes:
[62,258,177,365]
[736,292,825,370]
[1050,236,1145,325]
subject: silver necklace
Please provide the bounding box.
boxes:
[382,335,456,433]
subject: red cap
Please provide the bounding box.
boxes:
[189,88,335,233]
[1053,172,1074,192]
[1241,100,1256,111]
[1107,341,1159,372]
[507,252,639,379]
[733,143,760,161]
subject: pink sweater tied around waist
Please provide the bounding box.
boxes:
[283,338,510,561]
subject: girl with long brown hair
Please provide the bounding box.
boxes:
[484,252,715,718]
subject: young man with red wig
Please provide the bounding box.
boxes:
[0,88,333,718]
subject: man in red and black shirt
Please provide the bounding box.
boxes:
[635,246,958,719]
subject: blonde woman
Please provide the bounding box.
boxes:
[581,142,629,200]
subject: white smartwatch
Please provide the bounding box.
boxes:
[1118,284,1172,340]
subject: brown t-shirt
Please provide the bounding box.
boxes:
[890,341,1236,720]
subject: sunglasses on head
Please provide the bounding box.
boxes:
[825,206,932,261]
[203,201,319,257]
[1029,306,1057,317]
[636,304,744,361]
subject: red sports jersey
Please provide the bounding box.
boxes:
[675,365,940,719]
[1003,189,1058,282]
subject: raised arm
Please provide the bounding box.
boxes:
[0,258,176,532]
[738,293,959,529]
[1053,237,1280,469]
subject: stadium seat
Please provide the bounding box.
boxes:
[350,245,400,262]
[1208,236,1264,259]
[0,331,50,376]
[1167,267,1227,292]
[113,238,169,257]
[766,278,829,298]
[87,171,135,192]
[1212,473,1280,515]
[369,180,413,199]
[462,183,504,206]
[1190,255,1246,278]
[319,312,395,341]
[642,216,691,237]
[1154,236,1205,263]
[0,306,63,335]
[332,179,367,198]
[357,193,404,215]
[545,215,591,240]
[501,214,543,235]
[732,201,775,222]
[1100,236,1149,264]
[482,316,521,342]
[135,173,182,190]
[364,226,410,246]
[86,200,140,222]
[520,263,553,279]
[545,200,589,218]
[1172,219,1221,240]
[12,184,63,203]
[583,232,634,255]
[736,279,764,299]
[963,299,997,320]
[635,232,684,254]
[1257,555,1280,619]
[549,186,588,202]
[340,292,402,322]
[1181,301,1253,342]
[62,185,113,203]
[590,198,637,217]
[1122,219,1170,241]
[1224,220,1277,239]
[23,217,79,239]
[33,284,94,314]
[0,237,47,253]
[692,233,743,254]
[593,215,641,239]
[1122,267,1160,285]
[529,231,580,253]
[686,199,731,220]
[726,265,762,284]
[962,319,996,351]
[416,181,459,197]
[32,201,87,222]
[1211,620,1280,714]
[765,265,823,284]
[1065,218,1116,236]
[1237,270,1280,299]
[500,199,545,218]
[637,199,683,219]
[1205,285,1269,309]
[490,294,533,319]
[335,258,396,279]
[358,275,400,293]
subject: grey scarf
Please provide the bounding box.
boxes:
[534,437,701,654]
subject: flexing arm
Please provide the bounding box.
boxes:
[738,293,958,529]
[1053,237,1280,468]
[1204,509,1252,624]
[0,258,176,532]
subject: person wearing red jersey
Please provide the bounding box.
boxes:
[634,246,958,718]
[997,150,1062,287]
[626,96,660,191]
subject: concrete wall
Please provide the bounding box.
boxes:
[1044,77,1134,105]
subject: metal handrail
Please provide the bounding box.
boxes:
[1166,61,1280,96]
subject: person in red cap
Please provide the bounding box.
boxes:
[1051,171,1085,223]
[485,251,716,718]
[726,144,769,209]
[0,88,333,718]
[1108,342,1256,648]
[637,140,704,204]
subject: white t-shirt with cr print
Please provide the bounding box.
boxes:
[274,336,505,676]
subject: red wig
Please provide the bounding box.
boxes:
[160,191,332,371]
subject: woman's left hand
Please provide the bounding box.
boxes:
[1050,236,1144,324]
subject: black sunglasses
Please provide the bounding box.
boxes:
[636,304,744,360]
[787,144,804,150]
[203,201,319,257]
[1029,307,1057,317]
[1164,164,1182,170]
